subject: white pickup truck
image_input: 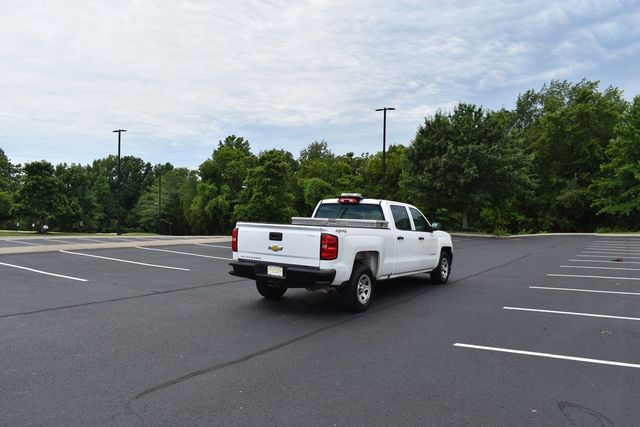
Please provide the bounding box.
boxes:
[229,193,453,311]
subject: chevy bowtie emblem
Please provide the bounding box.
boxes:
[268,244,283,252]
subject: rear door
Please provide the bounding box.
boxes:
[236,223,321,267]
[390,205,416,274]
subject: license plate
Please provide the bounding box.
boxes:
[267,265,283,277]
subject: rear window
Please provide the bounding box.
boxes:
[390,205,412,230]
[314,203,385,220]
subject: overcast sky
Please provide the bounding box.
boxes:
[1,0,639,169]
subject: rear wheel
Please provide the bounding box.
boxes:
[339,264,375,312]
[430,252,451,284]
[256,279,287,299]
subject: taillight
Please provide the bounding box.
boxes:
[231,227,238,252]
[320,233,338,260]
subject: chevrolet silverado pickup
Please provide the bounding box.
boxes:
[229,193,453,311]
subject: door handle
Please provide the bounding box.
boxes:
[397,236,404,240]
[419,237,425,241]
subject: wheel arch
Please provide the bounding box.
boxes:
[352,251,379,277]
[440,246,453,267]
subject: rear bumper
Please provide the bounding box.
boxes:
[229,260,336,289]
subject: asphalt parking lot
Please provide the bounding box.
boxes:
[1,235,639,425]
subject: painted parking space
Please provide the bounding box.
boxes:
[0,242,238,317]
[136,246,233,261]
[455,237,640,375]
[0,261,88,282]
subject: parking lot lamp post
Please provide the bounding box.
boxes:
[113,129,127,235]
[157,173,162,234]
[375,107,395,199]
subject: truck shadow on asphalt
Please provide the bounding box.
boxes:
[249,274,445,317]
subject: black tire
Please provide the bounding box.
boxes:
[339,264,375,312]
[256,279,287,299]
[430,252,451,284]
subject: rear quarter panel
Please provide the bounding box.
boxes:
[320,228,394,283]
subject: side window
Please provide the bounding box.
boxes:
[409,207,430,232]
[390,205,412,231]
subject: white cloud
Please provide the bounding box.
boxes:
[0,0,638,168]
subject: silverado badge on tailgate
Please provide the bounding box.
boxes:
[268,244,283,252]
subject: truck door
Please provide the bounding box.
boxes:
[409,207,439,270]
[390,205,416,274]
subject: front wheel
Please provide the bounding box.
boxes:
[430,252,451,284]
[339,264,375,312]
[256,279,287,299]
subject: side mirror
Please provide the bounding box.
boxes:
[431,222,441,231]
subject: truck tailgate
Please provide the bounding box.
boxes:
[236,222,321,267]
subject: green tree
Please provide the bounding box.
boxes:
[234,149,298,223]
[55,163,99,231]
[89,155,154,231]
[296,140,337,214]
[135,165,192,234]
[302,177,335,211]
[361,145,407,201]
[0,148,19,226]
[11,161,68,231]
[406,103,533,231]
[188,181,222,234]
[333,151,369,194]
[591,95,640,229]
[515,79,626,231]
[297,140,334,179]
[189,135,257,234]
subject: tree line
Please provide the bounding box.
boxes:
[1,79,639,235]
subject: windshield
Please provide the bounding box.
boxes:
[314,203,385,220]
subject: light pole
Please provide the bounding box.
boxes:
[157,173,162,234]
[112,129,127,235]
[375,107,395,199]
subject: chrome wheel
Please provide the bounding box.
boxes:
[440,257,449,280]
[356,274,372,305]
[340,264,375,312]
[430,252,451,284]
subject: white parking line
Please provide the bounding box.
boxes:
[589,242,640,246]
[586,247,640,251]
[587,243,640,248]
[591,246,640,250]
[0,261,88,282]
[46,239,77,244]
[548,273,640,281]
[194,243,231,250]
[581,250,640,256]
[454,343,640,369]
[136,246,232,261]
[594,240,640,244]
[569,259,640,264]
[7,240,39,246]
[560,265,640,271]
[59,250,190,271]
[576,254,640,260]
[583,248,640,253]
[530,286,640,296]
[503,306,640,321]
